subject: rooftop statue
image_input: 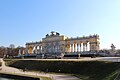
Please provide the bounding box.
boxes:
[56,32,60,36]
[46,31,60,37]
[50,31,55,36]
[46,34,49,37]
[111,43,116,52]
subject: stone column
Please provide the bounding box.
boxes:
[40,46,42,53]
[37,46,39,54]
[69,43,71,52]
[18,49,21,55]
[35,46,37,53]
[86,43,88,51]
[83,43,85,52]
[39,46,41,53]
[71,44,73,52]
[79,43,81,52]
[70,44,71,52]
[22,50,25,54]
[77,43,79,52]
[87,42,90,51]
[85,43,87,51]
[66,43,70,53]
[74,43,76,52]
[81,43,83,52]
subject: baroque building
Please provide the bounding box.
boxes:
[26,31,100,54]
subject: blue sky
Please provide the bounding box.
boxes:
[0,0,120,49]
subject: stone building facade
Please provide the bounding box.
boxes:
[26,31,100,54]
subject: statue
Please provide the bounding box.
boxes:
[46,34,49,37]
[111,43,116,52]
[56,32,60,36]
[50,31,55,36]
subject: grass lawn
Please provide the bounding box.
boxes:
[5,59,120,80]
[0,71,52,80]
[0,62,2,66]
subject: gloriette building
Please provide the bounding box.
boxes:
[26,31,100,54]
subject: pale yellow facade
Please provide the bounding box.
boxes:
[26,31,100,54]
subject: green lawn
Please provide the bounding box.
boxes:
[0,72,52,80]
[5,59,120,80]
[0,62,2,66]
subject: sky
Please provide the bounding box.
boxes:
[0,0,120,49]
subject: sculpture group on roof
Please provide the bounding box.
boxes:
[46,31,60,37]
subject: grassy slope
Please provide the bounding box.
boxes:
[0,62,2,66]
[5,60,120,80]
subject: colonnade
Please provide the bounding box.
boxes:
[27,45,42,54]
[33,46,42,54]
[27,42,91,54]
[66,42,90,52]
[27,41,100,54]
